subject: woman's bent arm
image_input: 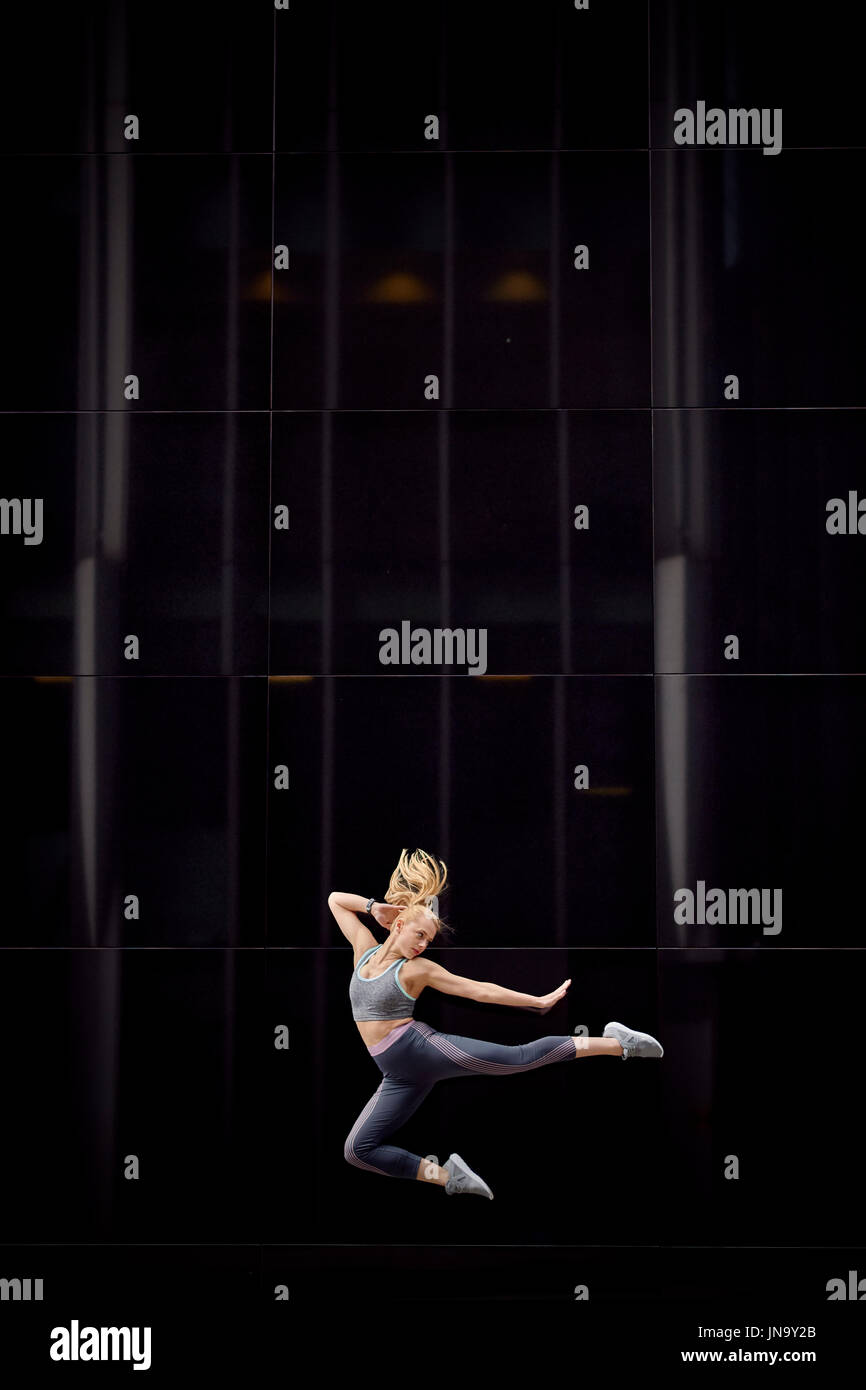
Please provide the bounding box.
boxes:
[328,891,370,914]
[327,891,373,949]
[327,892,399,950]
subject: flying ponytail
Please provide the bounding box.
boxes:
[384,848,454,940]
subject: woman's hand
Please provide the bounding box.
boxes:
[531,978,572,1014]
[371,902,401,928]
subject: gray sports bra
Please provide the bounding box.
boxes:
[349,946,417,1022]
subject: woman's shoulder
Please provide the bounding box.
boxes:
[396,956,430,997]
[351,935,379,969]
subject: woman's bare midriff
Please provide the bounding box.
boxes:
[355,1017,414,1047]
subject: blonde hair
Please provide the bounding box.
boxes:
[384,848,454,940]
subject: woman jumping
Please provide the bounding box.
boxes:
[330,848,663,1200]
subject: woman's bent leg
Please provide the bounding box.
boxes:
[343,1076,434,1179]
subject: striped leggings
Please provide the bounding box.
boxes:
[344,1017,578,1180]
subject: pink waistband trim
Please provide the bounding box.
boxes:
[367,1020,415,1056]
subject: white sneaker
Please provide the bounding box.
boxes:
[603,1020,664,1059]
[443,1152,494,1199]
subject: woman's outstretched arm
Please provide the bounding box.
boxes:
[412,959,571,1014]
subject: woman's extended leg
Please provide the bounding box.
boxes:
[408,1018,619,1077]
[343,1075,435,1180]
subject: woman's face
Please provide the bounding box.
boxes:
[398,914,437,958]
